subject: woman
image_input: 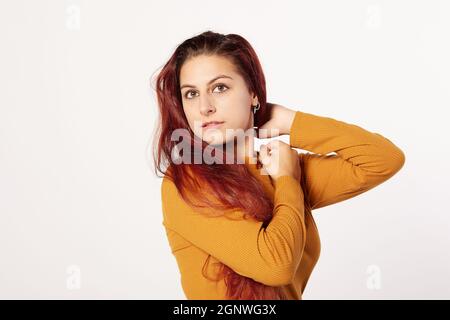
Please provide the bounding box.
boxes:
[153,30,405,300]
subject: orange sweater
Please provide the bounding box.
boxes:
[160,110,405,299]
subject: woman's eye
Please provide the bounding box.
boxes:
[185,90,197,99]
[213,84,229,93]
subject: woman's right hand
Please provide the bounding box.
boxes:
[259,140,301,182]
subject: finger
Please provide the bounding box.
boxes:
[257,126,268,139]
[259,144,270,165]
[259,144,268,158]
[266,139,281,151]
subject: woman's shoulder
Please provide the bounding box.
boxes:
[160,163,202,198]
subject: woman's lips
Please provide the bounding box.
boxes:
[203,121,224,130]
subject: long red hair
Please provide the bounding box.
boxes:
[152,30,288,299]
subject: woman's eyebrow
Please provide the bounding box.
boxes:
[180,75,233,90]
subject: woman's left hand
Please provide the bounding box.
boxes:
[256,103,297,139]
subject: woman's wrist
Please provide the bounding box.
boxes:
[259,103,298,138]
[283,109,297,135]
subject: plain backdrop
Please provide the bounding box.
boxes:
[1,0,449,299]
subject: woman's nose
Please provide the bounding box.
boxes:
[199,94,216,115]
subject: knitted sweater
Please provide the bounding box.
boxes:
[160,110,405,299]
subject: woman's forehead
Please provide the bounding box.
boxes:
[180,55,239,83]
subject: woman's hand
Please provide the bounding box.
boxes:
[259,140,301,182]
[256,103,297,139]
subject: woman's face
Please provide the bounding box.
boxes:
[179,54,258,146]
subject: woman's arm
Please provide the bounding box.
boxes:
[161,173,306,287]
[288,110,405,210]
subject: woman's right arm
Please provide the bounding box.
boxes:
[161,173,306,287]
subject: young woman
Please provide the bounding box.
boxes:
[153,30,405,300]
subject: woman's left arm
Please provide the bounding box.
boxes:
[258,103,406,210]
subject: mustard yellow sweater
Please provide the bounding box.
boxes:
[161,110,405,299]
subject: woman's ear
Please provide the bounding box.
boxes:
[250,92,259,106]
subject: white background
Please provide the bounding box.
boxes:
[1,0,449,299]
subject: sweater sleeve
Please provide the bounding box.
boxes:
[161,174,306,287]
[289,110,406,210]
